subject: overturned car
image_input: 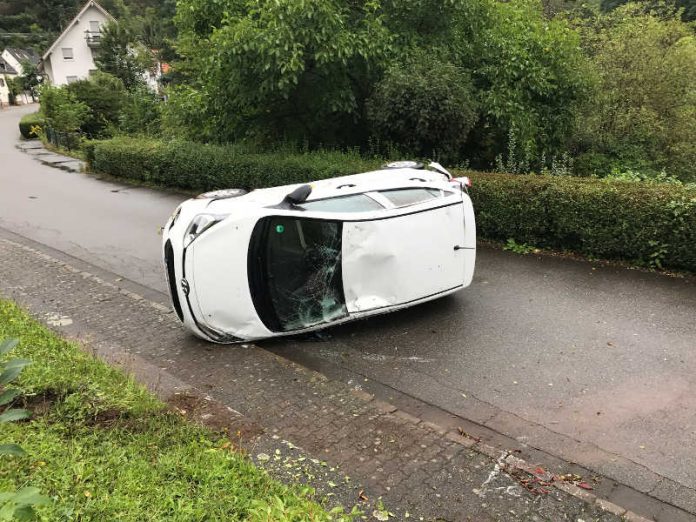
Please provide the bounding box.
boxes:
[162,162,476,343]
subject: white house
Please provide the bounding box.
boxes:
[2,48,39,78]
[0,56,18,107]
[40,0,114,86]
[1,48,41,105]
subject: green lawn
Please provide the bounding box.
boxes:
[0,300,354,521]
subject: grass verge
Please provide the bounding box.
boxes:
[0,299,354,521]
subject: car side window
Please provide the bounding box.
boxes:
[379,188,446,207]
[298,194,384,213]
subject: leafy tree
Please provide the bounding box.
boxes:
[367,54,478,161]
[600,0,696,21]
[33,0,81,32]
[40,84,89,134]
[462,0,593,168]
[540,0,590,18]
[573,3,696,180]
[171,0,591,166]
[171,0,391,145]
[17,60,42,102]
[65,72,126,137]
[94,21,148,90]
[4,76,22,105]
[119,86,161,135]
[137,1,177,57]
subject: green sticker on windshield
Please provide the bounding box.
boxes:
[275,224,285,234]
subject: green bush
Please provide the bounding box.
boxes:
[573,4,696,182]
[119,87,161,136]
[65,72,125,138]
[88,137,380,192]
[39,85,89,135]
[87,137,696,272]
[367,54,478,162]
[469,172,696,271]
[18,112,44,139]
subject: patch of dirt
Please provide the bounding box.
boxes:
[84,408,137,429]
[167,392,264,443]
[20,390,139,430]
[20,389,63,416]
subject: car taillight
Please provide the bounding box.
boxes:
[451,177,472,191]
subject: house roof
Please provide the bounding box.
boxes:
[41,0,116,61]
[4,48,39,66]
[0,57,18,75]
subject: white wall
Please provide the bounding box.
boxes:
[0,74,13,106]
[44,5,109,86]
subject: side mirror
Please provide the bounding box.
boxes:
[285,184,312,205]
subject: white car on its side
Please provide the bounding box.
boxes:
[162,161,476,343]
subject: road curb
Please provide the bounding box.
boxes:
[16,141,85,173]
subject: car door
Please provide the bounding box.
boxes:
[248,193,386,333]
[341,189,465,313]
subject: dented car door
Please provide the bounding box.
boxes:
[342,202,466,313]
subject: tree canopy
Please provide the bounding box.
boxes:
[168,0,591,166]
[572,3,696,178]
[26,0,696,180]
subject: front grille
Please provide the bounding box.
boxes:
[164,240,184,321]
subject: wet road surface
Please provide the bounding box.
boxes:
[2,105,696,514]
[0,105,183,292]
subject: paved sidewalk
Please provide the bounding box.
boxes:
[0,231,640,521]
[16,140,85,173]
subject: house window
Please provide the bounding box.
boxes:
[62,48,74,60]
[0,79,5,87]
[89,21,101,32]
[66,76,78,84]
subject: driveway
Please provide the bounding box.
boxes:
[2,105,695,516]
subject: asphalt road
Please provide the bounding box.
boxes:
[0,105,179,292]
[2,105,696,515]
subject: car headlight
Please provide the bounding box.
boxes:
[184,213,228,246]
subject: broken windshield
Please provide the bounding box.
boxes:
[248,216,348,332]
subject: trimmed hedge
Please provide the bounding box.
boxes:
[18,112,44,139]
[86,137,696,272]
[86,137,380,192]
[469,173,696,271]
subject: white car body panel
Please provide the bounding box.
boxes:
[162,165,477,342]
[186,216,273,340]
[342,203,465,313]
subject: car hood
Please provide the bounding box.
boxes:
[185,216,273,340]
